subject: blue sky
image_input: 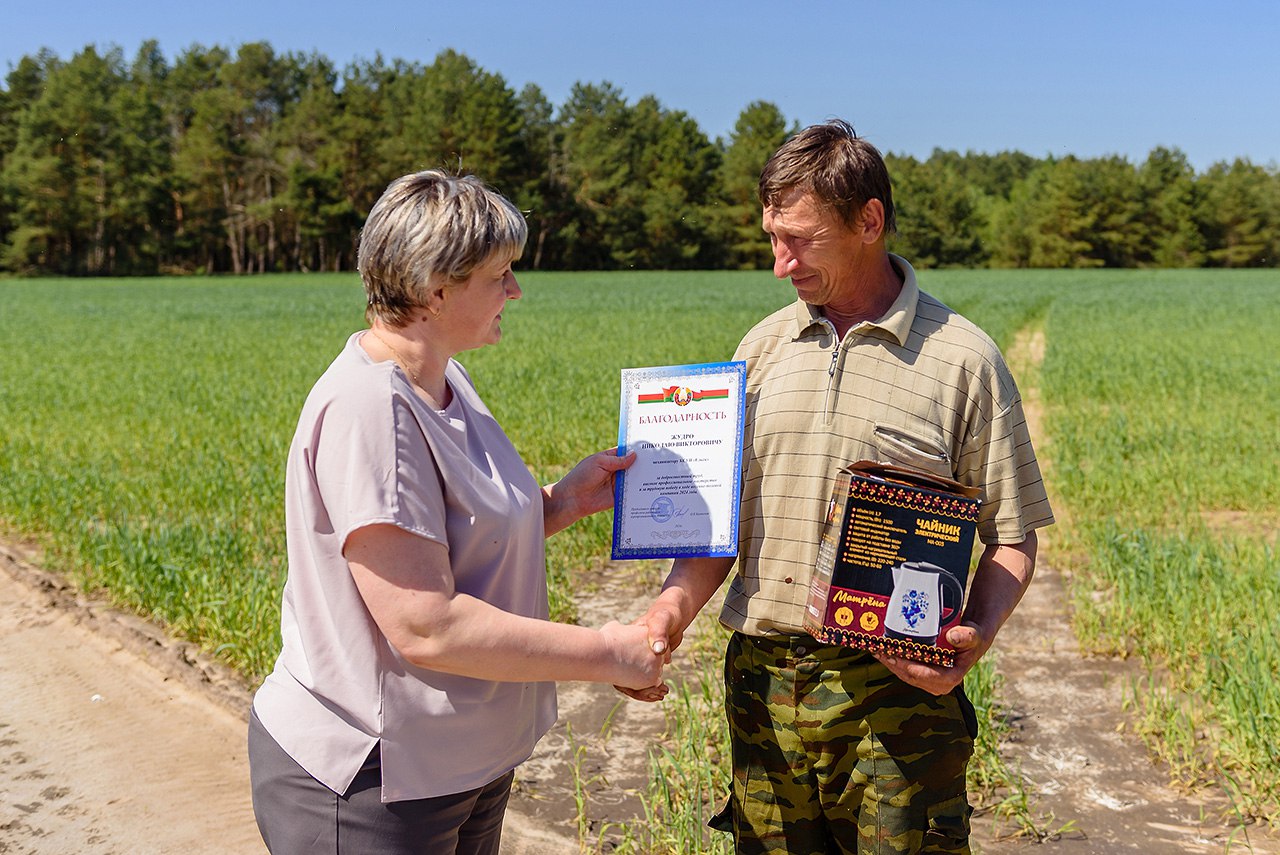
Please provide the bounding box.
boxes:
[3,0,1276,173]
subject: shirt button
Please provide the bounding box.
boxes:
[784,576,793,584]
[795,645,808,656]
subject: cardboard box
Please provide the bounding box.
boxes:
[804,461,981,667]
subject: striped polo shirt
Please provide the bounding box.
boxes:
[721,254,1055,637]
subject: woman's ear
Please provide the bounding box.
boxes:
[422,281,448,319]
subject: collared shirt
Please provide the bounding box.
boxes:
[721,255,1054,637]
[253,332,556,802]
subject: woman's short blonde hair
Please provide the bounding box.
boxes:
[358,170,528,326]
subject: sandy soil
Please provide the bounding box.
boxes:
[2,327,1276,854]
[0,541,261,855]
[966,556,1275,854]
[0,531,681,854]
[6,540,1276,855]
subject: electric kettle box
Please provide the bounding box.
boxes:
[804,461,982,666]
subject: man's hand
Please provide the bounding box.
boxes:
[875,534,1038,695]
[599,620,669,697]
[639,600,686,658]
[873,621,988,695]
[613,601,683,702]
[612,555,735,702]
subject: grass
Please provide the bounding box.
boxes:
[0,271,793,678]
[0,275,349,677]
[3,268,1278,841]
[1039,271,1280,824]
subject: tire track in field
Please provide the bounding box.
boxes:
[971,326,1276,854]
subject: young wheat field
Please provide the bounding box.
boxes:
[1,269,1276,850]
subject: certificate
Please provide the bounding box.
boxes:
[611,361,746,560]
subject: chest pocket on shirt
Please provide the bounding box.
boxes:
[873,423,953,478]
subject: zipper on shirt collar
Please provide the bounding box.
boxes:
[817,317,841,377]
[817,317,842,425]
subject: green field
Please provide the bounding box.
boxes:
[2,269,1277,845]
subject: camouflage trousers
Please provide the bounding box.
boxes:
[709,633,976,855]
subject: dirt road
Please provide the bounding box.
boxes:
[0,542,579,854]
[964,330,1277,854]
[0,516,696,855]
[4,537,1279,854]
[6,536,1276,855]
[0,542,261,854]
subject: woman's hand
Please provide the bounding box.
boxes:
[543,448,636,536]
[613,604,679,703]
[348,524,671,688]
[600,620,669,699]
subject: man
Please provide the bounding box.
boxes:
[628,120,1055,854]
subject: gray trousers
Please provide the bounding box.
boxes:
[248,709,513,854]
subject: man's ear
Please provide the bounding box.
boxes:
[857,199,886,244]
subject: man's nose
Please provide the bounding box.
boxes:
[773,243,797,279]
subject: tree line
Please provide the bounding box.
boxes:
[1,41,1277,276]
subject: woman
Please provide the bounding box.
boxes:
[249,170,667,854]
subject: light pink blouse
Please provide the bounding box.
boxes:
[253,332,556,802]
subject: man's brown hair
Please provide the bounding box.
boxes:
[758,119,896,235]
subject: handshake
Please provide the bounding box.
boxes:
[599,602,685,704]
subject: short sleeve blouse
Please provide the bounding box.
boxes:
[252,332,556,801]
